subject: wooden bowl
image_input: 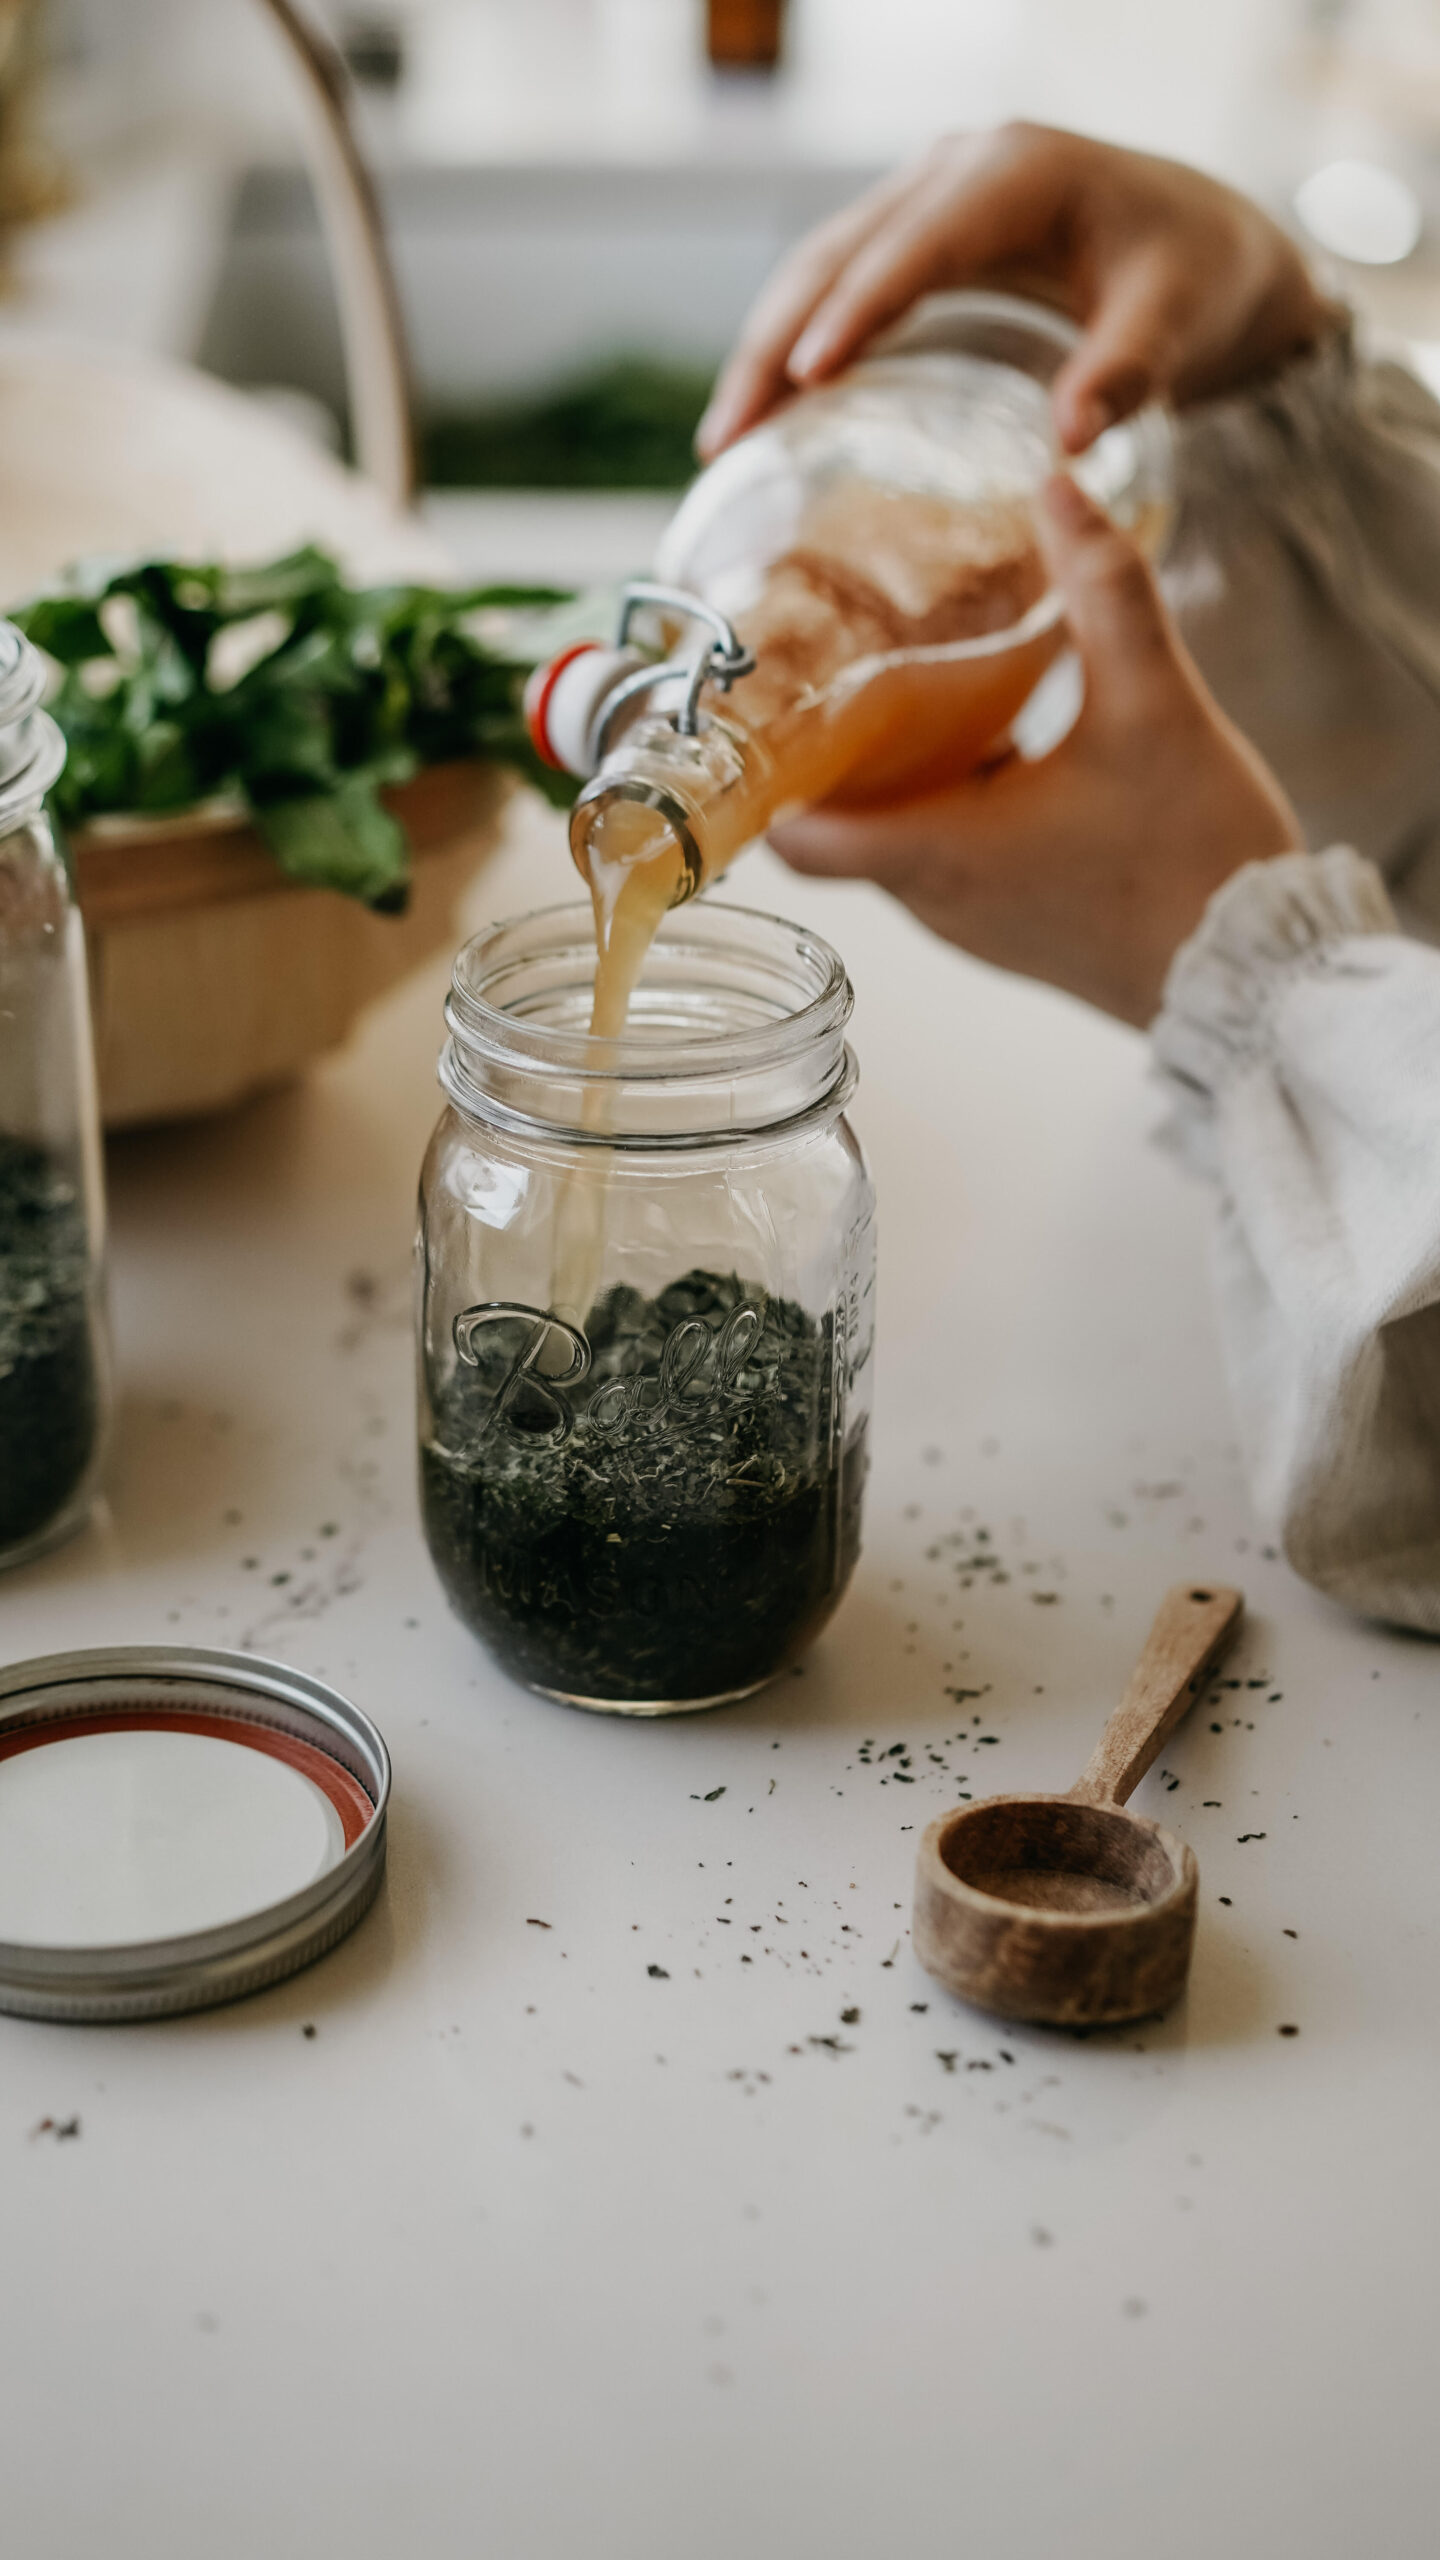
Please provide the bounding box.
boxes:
[73,758,513,1128]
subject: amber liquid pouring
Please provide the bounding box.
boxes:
[551,481,1060,1319]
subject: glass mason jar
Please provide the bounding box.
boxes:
[417,900,875,1713]
[0,620,109,1567]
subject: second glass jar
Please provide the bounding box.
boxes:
[0,620,108,1570]
[417,900,875,1713]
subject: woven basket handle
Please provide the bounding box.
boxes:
[254,0,416,506]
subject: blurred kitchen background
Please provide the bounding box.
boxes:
[5,0,1440,583]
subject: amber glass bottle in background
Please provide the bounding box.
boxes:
[707,0,785,72]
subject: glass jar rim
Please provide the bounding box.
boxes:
[441,898,856,1144]
[0,621,48,729]
[0,712,66,833]
[0,619,65,831]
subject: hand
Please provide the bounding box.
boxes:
[767,476,1301,1029]
[698,122,1337,459]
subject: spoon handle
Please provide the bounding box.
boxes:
[1070,1584,1243,1809]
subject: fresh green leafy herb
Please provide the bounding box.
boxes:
[14,548,579,908]
[422,358,714,491]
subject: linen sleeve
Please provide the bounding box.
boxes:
[1165,331,1440,942]
[1153,848,1440,1632]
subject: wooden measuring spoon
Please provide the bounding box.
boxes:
[913,1583,1243,2028]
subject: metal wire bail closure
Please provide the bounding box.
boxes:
[525,581,755,781]
[605,581,755,743]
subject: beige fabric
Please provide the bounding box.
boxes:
[1155,345,1440,1629]
[1166,330,1440,928]
[1154,851,1440,1630]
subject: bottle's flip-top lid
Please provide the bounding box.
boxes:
[0,1647,389,2022]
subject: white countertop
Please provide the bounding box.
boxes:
[3,790,1438,2559]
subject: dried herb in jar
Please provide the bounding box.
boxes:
[0,1134,99,1554]
[420,1268,865,1704]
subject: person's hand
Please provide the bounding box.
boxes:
[767,475,1301,1028]
[698,123,1337,459]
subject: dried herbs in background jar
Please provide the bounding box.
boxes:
[0,1135,99,1553]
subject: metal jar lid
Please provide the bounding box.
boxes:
[0,1646,390,2023]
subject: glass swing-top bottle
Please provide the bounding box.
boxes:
[524,292,1173,929]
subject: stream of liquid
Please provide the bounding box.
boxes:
[548,823,686,1326]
